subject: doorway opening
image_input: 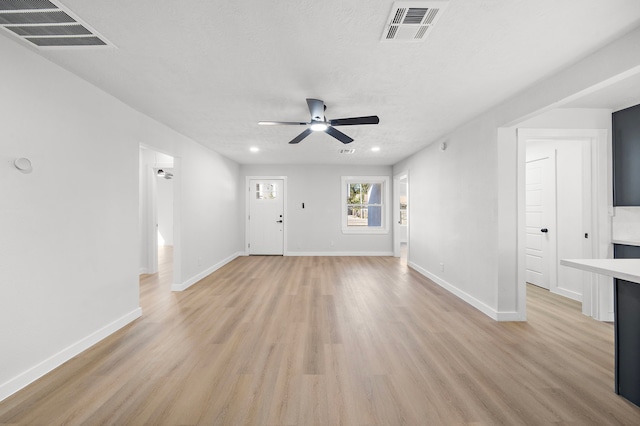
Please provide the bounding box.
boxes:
[517,128,607,320]
[394,172,409,265]
[139,146,176,288]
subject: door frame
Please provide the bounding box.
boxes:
[139,144,179,287]
[245,176,288,256]
[517,128,609,320]
[393,171,409,258]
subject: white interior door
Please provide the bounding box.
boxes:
[249,179,284,255]
[525,153,556,289]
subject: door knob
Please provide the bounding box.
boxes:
[276,220,283,223]
[540,228,548,233]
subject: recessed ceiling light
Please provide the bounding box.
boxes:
[250,147,259,152]
[371,147,381,152]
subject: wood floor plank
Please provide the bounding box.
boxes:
[1,248,640,425]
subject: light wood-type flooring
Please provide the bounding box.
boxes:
[2,248,640,425]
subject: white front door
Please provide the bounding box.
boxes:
[249,179,284,255]
[525,153,556,289]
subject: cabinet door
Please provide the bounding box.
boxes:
[613,244,640,407]
[613,103,640,206]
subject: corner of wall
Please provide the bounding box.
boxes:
[172,251,242,291]
[0,308,142,403]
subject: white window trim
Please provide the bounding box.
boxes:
[341,175,390,234]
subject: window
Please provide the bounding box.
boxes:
[256,183,277,200]
[341,176,389,234]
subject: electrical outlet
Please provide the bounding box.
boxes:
[330,240,334,247]
[197,257,202,266]
[440,262,444,272]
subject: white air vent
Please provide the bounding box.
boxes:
[381,1,448,42]
[0,0,113,49]
[340,149,356,154]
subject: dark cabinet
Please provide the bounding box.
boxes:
[613,244,640,407]
[613,103,640,206]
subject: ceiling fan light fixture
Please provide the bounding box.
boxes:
[310,122,328,132]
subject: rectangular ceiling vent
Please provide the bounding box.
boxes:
[381,1,448,42]
[0,0,113,49]
[340,149,356,154]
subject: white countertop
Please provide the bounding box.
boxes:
[612,239,640,247]
[560,259,640,284]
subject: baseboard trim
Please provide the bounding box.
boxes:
[408,261,521,322]
[286,251,394,257]
[552,287,582,302]
[599,311,614,322]
[172,251,242,291]
[139,267,149,275]
[0,307,142,403]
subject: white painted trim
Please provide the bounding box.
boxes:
[0,308,142,403]
[245,176,288,255]
[287,251,394,257]
[552,287,582,302]
[139,267,149,275]
[408,261,504,321]
[171,251,242,291]
[495,311,524,321]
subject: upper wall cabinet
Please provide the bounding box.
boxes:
[613,103,640,206]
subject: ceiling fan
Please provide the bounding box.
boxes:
[258,98,380,144]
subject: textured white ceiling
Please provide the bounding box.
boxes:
[5,0,640,165]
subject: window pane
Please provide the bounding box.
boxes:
[256,183,277,199]
[347,206,368,226]
[348,183,361,204]
[367,205,381,227]
[368,183,381,204]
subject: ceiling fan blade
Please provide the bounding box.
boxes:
[325,126,354,144]
[289,128,313,144]
[306,98,325,121]
[259,121,308,126]
[329,115,380,126]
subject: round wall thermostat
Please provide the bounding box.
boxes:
[14,158,33,173]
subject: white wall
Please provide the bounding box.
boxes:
[394,119,501,318]
[0,33,241,400]
[240,164,393,255]
[0,35,142,399]
[175,139,242,290]
[394,24,640,320]
[136,123,242,292]
[613,207,640,243]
